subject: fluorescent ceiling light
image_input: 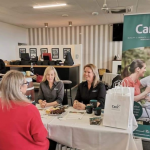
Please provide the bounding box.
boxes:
[33,3,66,9]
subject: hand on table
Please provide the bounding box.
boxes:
[73,100,78,109]
[39,100,47,108]
[77,102,86,110]
[73,100,85,110]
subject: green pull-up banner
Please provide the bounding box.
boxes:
[122,13,150,140]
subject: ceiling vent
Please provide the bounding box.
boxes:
[101,0,133,14]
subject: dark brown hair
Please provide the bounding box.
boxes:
[122,59,145,78]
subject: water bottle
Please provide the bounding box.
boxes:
[30,62,34,74]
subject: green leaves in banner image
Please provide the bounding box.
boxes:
[121,48,150,76]
[133,101,143,119]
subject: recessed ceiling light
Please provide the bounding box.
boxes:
[92,12,99,16]
[33,3,67,9]
[62,14,69,17]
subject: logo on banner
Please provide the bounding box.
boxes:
[136,24,150,34]
[112,104,121,111]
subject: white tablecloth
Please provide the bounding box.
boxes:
[102,73,118,87]
[37,105,138,150]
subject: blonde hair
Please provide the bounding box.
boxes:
[0,70,29,109]
[84,64,100,88]
[42,66,60,82]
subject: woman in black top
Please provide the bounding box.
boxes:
[73,64,106,110]
[38,66,64,108]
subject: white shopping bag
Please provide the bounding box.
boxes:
[103,86,135,129]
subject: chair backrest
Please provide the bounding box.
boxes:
[111,75,122,88]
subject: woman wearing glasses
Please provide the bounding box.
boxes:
[38,66,64,108]
[0,70,49,150]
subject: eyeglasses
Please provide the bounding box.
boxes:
[23,82,29,86]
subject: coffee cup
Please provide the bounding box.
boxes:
[94,107,101,116]
[90,100,97,108]
[86,106,93,114]
[26,71,30,77]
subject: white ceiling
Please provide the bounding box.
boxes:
[0,0,150,28]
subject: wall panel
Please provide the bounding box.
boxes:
[28,25,122,72]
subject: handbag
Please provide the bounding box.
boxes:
[36,74,43,83]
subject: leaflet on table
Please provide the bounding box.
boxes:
[59,111,85,120]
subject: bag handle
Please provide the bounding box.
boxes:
[121,78,129,87]
[113,79,130,95]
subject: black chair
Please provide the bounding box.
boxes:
[62,80,73,106]
[111,75,122,88]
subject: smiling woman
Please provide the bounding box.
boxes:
[38,66,64,108]
[73,64,106,110]
[122,59,150,101]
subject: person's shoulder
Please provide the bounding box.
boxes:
[23,103,39,115]
[78,81,87,87]
[57,81,64,86]
[96,81,105,87]
[40,81,47,87]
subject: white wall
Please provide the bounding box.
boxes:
[0,21,28,61]
[28,25,122,72]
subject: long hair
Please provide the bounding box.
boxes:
[42,66,60,82]
[0,70,29,109]
[84,64,100,88]
[122,59,145,78]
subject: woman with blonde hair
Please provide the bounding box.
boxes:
[0,70,49,150]
[73,64,106,110]
[38,66,64,108]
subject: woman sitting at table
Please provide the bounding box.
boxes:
[122,59,150,101]
[38,66,64,108]
[0,70,49,150]
[73,64,106,110]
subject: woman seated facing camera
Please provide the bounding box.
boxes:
[73,64,106,110]
[0,70,49,150]
[38,66,64,108]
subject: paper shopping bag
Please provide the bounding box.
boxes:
[103,88,132,129]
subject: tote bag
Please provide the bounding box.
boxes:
[103,87,134,129]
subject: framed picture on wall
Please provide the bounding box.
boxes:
[29,48,37,58]
[52,48,59,59]
[63,48,71,59]
[19,48,26,58]
[40,48,48,59]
